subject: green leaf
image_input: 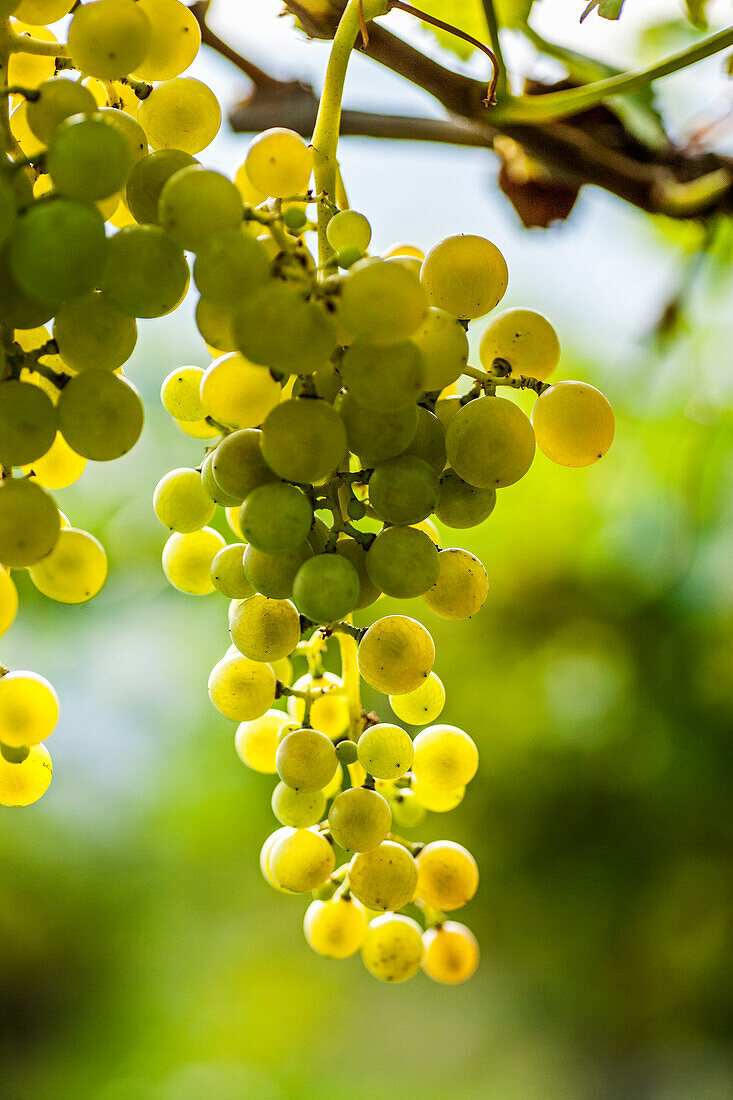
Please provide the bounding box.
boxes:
[580,0,626,22]
[414,1,534,62]
[684,0,709,29]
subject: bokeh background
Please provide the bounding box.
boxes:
[2,2,733,1097]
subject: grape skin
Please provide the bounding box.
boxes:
[415,840,479,911]
[0,742,53,807]
[361,913,424,982]
[328,786,392,852]
[208,654,276,723]
[422,922,479,985]
[412,724,478,791]
[348,840,418,911]
[531,380,615,467]
[357,615,435,696]
[446,396,535,489]
[0,670,59,748]
[304,897,367,959]
[421,548,488,621]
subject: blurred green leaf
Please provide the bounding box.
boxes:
[581,0,626,22]
[414,1,534,61]
[685,0,709,29]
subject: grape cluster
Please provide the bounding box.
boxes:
[0,0,209,802]
[0,0,615,985]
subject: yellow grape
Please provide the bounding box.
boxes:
[269,655,292,687]
[0,670,59,748]
[28,527,107,604]
[411,778,465,813]
[244,127,312,198]
[415,840,479,911]
[328,786,392,852]
[21,432,86,490]
[14,0,73,23]
[200,353,280,430]
[412,725,478,791]
[420,234,508,320]
[382,243,424,260]
[322,762,344,801]
[304,897,368,959]
[286,672,350,740]
[160,366,206,422]
[229,595,301,662]
[234,162,267,207]
[357,615,435,696]
[276,727,337,793]
[162,527,225,595]
[479,307,560,382]
[225,505,244,540]
[268,827,335,892]
[68,0,152,81]
[234,708,289,774]
[422,922,479,984]
[259,826,296,893]
[176,418,219,440]
[153,468,215,534]
[138,77,220,154]
[361,913,424,983]
[8,22,58,88]
[421,548,488,621]
[389,672,445,726]
[0,742,53,807]
[0,570,19,637]
[272,782,325,828]
[348,840,418,911]
[357,723,413,781]
[207,654,276,722]
[531,380,615,467]
[131,0,201,82]
[446,396,535,489]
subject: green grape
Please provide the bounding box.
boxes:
[53,292,137,372]
[411,777,465,812]
[46,114,131,202]
[25,78,96,145]
[0,570,19,637]
[210,428,275,501]
[420,234,508,319]
[210,544,253,599]
[389,789,426,829]
[0,670,58,748]
[276,728,337,793]
[292,552,360,624]
[125,148,197,225]
[160,365,205,420]
[0,477,60,567]
[261,399,347,485]
[208,653,276,722]
[422,548,488,621]
[101,225,189,318]
[259,826,296,892]
[138,77,221,154]
[153,467,215,533]
[365,526,439,599]
[243,541,312,600]
[357,723,413,781]
[358,615,435,696]
[268,827,335,893]
[193,228,270,308]
[244,127,312,198]
[28,527,107,604]
[0,379,57,466]
[327,210,371,254]
[199,451,239,507]
[369,455,439,525]
[415,840,479,912]
[229,594,301,662]
[479,307,560,382]
[234,708,289,773]
[423,921,479,984]
[340,339,424,412]
[9,198,107,304]
[232,282,337,376]
[286,672,349,741]
[94,107,147,166]
[390,672,445,726]
[328,786,392,852]
[68,0,152,80]
[306,516,329,555]
[162,526,225,595]
[435,469,495,529]
[0,265,54,329]
[131,0,201,81]
[58,370,143,461]
[335,391,417,467]
[434,394,462,429]
[340,258,427,344]
[0,176,17,249]
[410,306,469,391]
[14,0,73,22]
[158,165,243,253]
[0,742,53,808]
[272,782,326,829]
[334,538,381,611]
[446,396,535,489]
[199,353,280,430]
[21,432,86,490]
[195,297,235,353]
[531,380,615,467]
[240,482,313,555]
[412,724,478,790]
[335,739,358,765]
[399,407,445,475]
[349,841,418,912]
[304,897,367,959]
[361,913,423,982]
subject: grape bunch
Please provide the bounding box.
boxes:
[0,0,615,985]
[0,0,211,804]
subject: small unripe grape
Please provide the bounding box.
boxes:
[357,723,413,781]
[422,922,479,984]
[357,615,435,696]
[162,527,226,595]
[208,654,276,722]
[361,913,424,982]
[304,897,368,959]
[420,234,508,320]
[390,673,445,726]
[348,840,418,911]
[0,742,53,807]
[531,380,615,467]
[272,782,326,828]
[335,740,358,765]
[229,595,301,662]
[415,840,479,911]
[421,548,488,621]
[328,786,392,852]
[479,307,560,382]
[0,670,58,748]
[244,127,312,198]
[327,210,372,253]
[276,728,337,793]
[412,724,478,790]
[268,827,335,892]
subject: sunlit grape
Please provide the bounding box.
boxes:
[328,786,392,851]
[435,470,496,529]
[200,353,280,430]
[162,527,225,595]
[276,727,337,793]
[272,782,326,829]
[390,672,445,726]
[304,897,367,959]
[211,544,253,599]
[68,0,152,80]
[208,654,276,722]
[357,616,435,696]
[244,127,312,198]
[421,234,508,319]
[412,725,478,790]
[415,840,479,911]
[234,709,289,773]
[421,548,488,621]
[361,913,424,983]
[0,742,53,807]
[138,77,221,154]
[531,380,615,467]
[422,922,479,984]
[446,395,535,489]
[230,595,301,662]
[268,827,335,893]
[0,670,58,748]
[357,723,413,781]
[348,841,418,911]
[479,307,560,382]
[28,527,107,604]
[365,526,439,600]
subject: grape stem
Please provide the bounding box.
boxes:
[0,85,40,100]
[6,30,68,59]
[336,626,364,743]
[387,832,424,856]
[462,363,550,395]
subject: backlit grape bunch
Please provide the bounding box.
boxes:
[0,0,615,985]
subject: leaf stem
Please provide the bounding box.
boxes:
[480,0,508,97]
